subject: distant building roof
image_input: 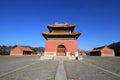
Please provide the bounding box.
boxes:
[90,46,112,52]
[93,46,107,50]
[12,46,33,52]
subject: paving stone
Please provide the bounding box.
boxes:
[64,57,120,80]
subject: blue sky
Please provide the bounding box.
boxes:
[0,0,120,50]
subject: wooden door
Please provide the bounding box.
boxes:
[57,45,66,56]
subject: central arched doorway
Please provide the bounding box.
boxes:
[57,44,66,56]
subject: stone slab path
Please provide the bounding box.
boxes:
[55,60,67,80]
[54,56,68,80]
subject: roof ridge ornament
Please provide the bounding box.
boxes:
[54,22,59,25]
[47,22,76,27]
[54,22,69,27]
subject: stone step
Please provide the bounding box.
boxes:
[53,56,69,61]
[68,56,76,60]
[40,56,53,60]
[40,56,77,60]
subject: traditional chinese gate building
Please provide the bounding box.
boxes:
[42,22,81,56]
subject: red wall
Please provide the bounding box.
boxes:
[45,40,78,52]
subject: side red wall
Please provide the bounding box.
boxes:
[45,40,78,53]
[101,47,114,56]
[10,47,23,56]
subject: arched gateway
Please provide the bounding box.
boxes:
[57,45,66,56]
[42,22,81,56]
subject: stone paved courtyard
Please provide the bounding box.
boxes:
[0,56,120,80]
